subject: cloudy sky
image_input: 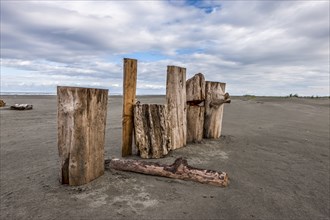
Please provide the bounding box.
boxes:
[1,1,329,96]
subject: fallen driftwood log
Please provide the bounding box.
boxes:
[105,157,229,187]
[10,104,33,110]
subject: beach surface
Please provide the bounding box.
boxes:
[0,95,329,219]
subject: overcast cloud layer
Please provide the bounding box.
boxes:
[1,1,329,96]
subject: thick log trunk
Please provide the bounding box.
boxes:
[166,66,187,150]
[186,73,206,143]
[122,58,137,157]
[57,86,108,186]
[133,104,169,159]
[105,158,228,187]
[187,105,205,143]
[204,82,226,139]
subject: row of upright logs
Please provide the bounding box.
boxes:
[133,63,230,159]
[56,58,230,185]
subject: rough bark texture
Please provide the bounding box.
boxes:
[187,105,205,143]
[105,158,228,187]
[166,66,187,150]
[57,86,108,186]
[186,73,205,103]
[204,82,226,139]
[122,58,137,157]
[133,104,169,159]
[186,73,206,143]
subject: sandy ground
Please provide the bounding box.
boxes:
[0,95,329,220]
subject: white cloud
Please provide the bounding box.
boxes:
[1,1,329,96]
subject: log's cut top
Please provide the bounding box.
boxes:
[186,73,206,102]
[57,86,109,93]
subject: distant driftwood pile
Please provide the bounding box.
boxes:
[10,104,33,110]
[57,58,230,187]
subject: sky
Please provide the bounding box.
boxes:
[1,0,329,96]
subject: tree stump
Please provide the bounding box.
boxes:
[122,58,137,157]
[57,86,108,186]
[134,104,169,159]
[166,66,187,150]
[186,73,206,143]
[204,82,226,139]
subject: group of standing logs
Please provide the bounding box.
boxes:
[133,65,230,159]
[56,58,230,187]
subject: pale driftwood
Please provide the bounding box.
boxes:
[122,58,137,157]
[209,93,231,107]
[186,73,205,104]
[0,100,5,107]
[187,105,205,143]
[10,104,33,110]
[57,86,108,186]
[105,158,229,187]
[166,66,187,150]
[186,73,206,143]
[204,82,227,139]
[134,104,169,159]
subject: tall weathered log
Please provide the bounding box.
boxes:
[166,66,187,150]
[105,158,229,187]
[122,58,137,157]
[57,86,108,186]
[134,104,169,159]
[204,82,226,139]
[186,73,206,143]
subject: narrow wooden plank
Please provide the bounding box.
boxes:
[204,82,226,139]
[166,66,187,150]
[122,58,137,157]
[57,86,108,186]
[134,104,169,158]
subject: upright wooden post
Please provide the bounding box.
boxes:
[204,82,226,139]
[166,66,187,150]
[134,104,169,159]
[57,86,108,186]
[186,73,206,143]
[122,58,137,157]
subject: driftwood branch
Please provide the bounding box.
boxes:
[105,158,229,187]
[209,93,231,108]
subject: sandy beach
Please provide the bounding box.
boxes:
[0,95,329,219]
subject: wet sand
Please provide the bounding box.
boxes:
[0,95,329,219]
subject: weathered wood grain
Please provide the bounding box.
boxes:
[57,86,108,186]
[134,104,169,158]
[186,73,206,143]
[105,158,229,187]
[204,82,226,139]
[122,58,137,157]
[166,66,187,150]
